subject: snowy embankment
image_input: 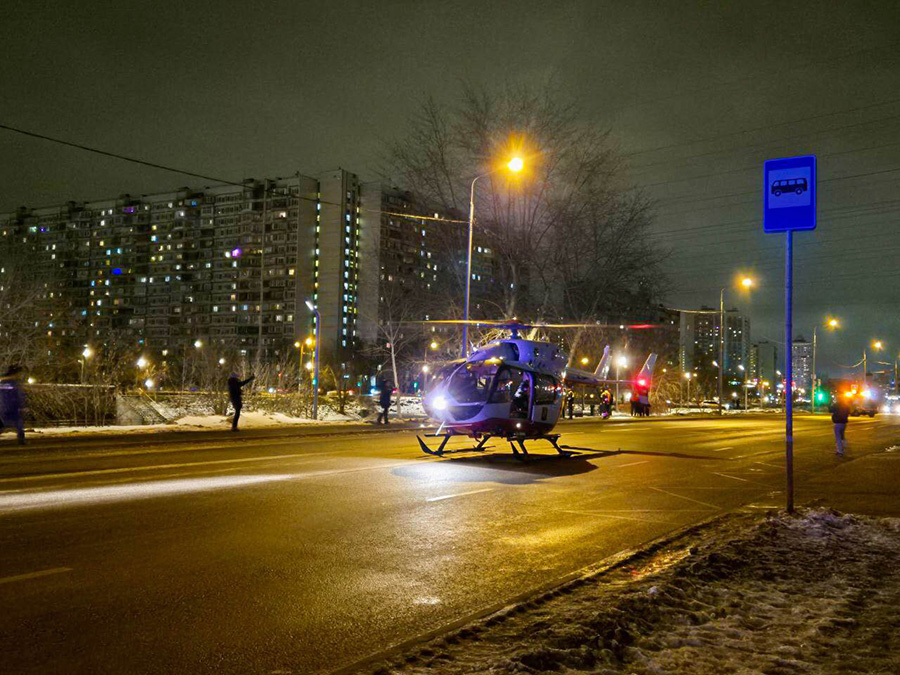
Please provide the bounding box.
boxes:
[370,509,900,674]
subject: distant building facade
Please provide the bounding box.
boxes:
[750,340,778,387]
[792,337,813,393]
[0,170,367,364]
[679,307,750,375]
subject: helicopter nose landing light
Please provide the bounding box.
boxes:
[432,395,448,410]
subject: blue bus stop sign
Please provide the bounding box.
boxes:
[764,154,816,232]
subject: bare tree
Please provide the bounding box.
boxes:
[382,82,668,323]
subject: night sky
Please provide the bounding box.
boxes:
[2,0,898,375]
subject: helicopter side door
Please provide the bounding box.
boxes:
[531,373,562,426]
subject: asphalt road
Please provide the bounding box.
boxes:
[1,414,898,674]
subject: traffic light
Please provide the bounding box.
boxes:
[815,391,828,403]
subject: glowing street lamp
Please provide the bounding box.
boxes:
[218,357,226,366]
[507,156,524,173]
[193,339,203,349]
[430,341,439,350]
[873,340,884,351]
[136,357,149,369]
[580,356,589,366]
[462,153,527,356]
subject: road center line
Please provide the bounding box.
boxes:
[427,488,494,502]
[646,486,720,510]
[0,567,72,585]
[616,461,649,468]
[711,446,734,452]
[712,472,752,483]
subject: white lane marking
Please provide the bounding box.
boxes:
[0,451,336,484]
[711,446,734,452]
[427,488,494,502]
[753,461,782,469]
[712,472,752,483]
[646,486,720,510]
[616,461,649,468]
[559,509,669,524]
[0,567,72,585]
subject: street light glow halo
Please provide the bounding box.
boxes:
[507,156,524,173]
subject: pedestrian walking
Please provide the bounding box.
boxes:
[0,365,26,444]
[565,389,575,419]
[830,397,850,456]
[227,372,254,431]
[377,380,393,424]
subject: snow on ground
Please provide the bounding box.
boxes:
[370,509,900,674]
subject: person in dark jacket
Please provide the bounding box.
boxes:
[830,396,851,456]
[377,380,393,425]
[0,365,25,444]
[227,372,254,431]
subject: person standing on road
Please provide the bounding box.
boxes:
[377,379,393,425]
[227,372,255,432]
[600,387,611,419]
[0,365,26,444]
[830,396,851,456]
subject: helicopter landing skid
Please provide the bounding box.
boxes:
[417,434,490,456]
[508,434,573,460]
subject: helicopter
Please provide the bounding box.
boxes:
[416,321,658,458]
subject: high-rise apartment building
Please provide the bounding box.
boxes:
[749,340,778,386]
[792,337,813,393]
[0,169,366,364]
[679,307,750,375]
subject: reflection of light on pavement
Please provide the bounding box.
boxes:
[0,475,294,513]
[413,596,441,605]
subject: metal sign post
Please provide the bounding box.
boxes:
[764,154,817,514]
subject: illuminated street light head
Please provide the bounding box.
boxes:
[507,156,524,173]
[422,364,430,373]
[294,341,301,349]
[684,372,692,380]
[194,339,203,349]
[82,347,93,359]
[305,361,314,371]
[740,276,754,289]
[305,337,314,347]
[873,340,884,350]
[305,300,315,312]
[430,341,439,350]
[616,356,628,368]
[826,317,840,329]
[580,357,589,365]
[136,357,148,369]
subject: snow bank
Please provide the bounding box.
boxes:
[372,509,900,674]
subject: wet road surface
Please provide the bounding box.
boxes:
[0,414,897,673]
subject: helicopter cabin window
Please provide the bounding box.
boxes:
[489,366,525,404]
[534,374,559,405]
[489,366,532,417]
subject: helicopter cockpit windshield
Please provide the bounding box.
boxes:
[446,360,500,404]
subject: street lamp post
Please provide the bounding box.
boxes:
[616,355,628,409]
[461,157,524,357]
[80,346,93,384]
[305,300,320,420]
[718,276,754,415]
